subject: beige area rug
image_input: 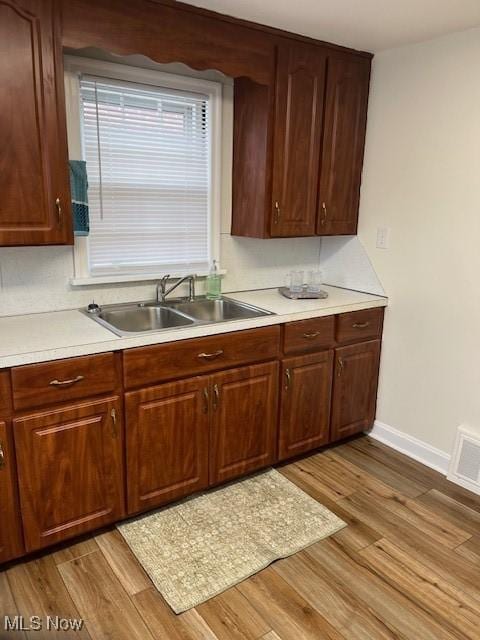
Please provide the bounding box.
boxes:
[117,468,346,613]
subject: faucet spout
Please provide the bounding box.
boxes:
[157,274,196,303]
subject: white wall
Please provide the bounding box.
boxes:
[359,27,480,455]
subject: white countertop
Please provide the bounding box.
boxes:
[0,286,387,368]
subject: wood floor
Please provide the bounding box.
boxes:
[2,435,480,640]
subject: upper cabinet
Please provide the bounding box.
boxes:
[231,41,371,239]
[0,0,72,246]
[318,55,370,235]
[270,42,326,237]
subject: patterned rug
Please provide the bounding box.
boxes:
[117,468,346,613]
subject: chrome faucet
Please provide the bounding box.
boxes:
[157,274,196,303]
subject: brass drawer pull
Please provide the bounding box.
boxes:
[213,384,220,410]
[353,322,370,329]
[49,375,85,387]
[274,201,281,224]
[203,388,209,413]
[285,368,291,391]
[0,442,5,469]
[110,408,118,437]
[55,197,62,225]
[321,202,327,225]
[337,358,344,376]
[303,331,321,339]
[198,350,224,360]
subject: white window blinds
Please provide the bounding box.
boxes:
[80,75,211,276]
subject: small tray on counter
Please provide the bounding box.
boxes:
[278,286,329,300]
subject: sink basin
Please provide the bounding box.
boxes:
[93,305,195,336]
[83,296,273,336]
[169,297,272,323]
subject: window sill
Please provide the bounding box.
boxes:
[70,270,226,287]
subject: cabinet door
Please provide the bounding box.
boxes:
[271,42,326,237]
[125,377,209,514]
[14,397,124,551]
[210,361,278,485]
[0,421,24,563]
[279,351,333,461]
[317,55,370,236]
[0,0,72,246]
[331,340,381,442]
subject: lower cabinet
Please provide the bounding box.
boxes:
[14,397,125,552]
[330,340,381,442]
[125,377,210,514]
[126,361,279,514]
[0,313,384,561]
[0,421,24,563]
[278,351,333,461]
[210,361,279,485]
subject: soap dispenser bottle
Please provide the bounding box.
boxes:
[206,260,221,300]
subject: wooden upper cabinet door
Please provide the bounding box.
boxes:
[0,0,72,246]
[125,377,209,515]
[317,55,370,236]
[14,397,125,552]
[210,361,279,485]
[0,421,24,563]
[279,351,333,461]
[271,42,326,237]
[330,340,381,442]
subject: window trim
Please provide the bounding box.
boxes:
[64,55,222,286]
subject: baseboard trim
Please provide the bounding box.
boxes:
[367,420,451,476]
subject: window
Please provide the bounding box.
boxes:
[65,57,222,284]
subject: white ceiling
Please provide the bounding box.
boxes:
[187,0,480,52]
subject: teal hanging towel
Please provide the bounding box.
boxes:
[69,160,90,236]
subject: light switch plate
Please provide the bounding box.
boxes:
[376,227,390,249]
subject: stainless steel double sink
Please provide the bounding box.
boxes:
[83,296,273,337]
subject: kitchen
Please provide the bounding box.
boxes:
[1,1,479,637]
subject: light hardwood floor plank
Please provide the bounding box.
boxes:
[58,550,154,640]
[0,572,27,640]
[337,490,480,597]
[417,489,480,537]
[274,551,399,639]
[196,586,271,640]
[132,587,219,640]
[52,537,99,566]
[360,538,480,639]
[292,456,357,501]
[95,529,153,595]
[306,539,458,640]
[358,485,471,549]
[7,556,92,639]
[237,567,346,640]
[455,535,480,565]
[333,442,429,497]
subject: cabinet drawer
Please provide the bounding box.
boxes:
[123,326,281,389]
[12,353,117,411]
[336,308,384,345]
[283,316,335,354]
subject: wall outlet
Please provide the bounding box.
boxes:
[376,227,390,249]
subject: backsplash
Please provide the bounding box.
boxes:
[0,234,386,317]
[319,236,385,296]
[0,236,322,317]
